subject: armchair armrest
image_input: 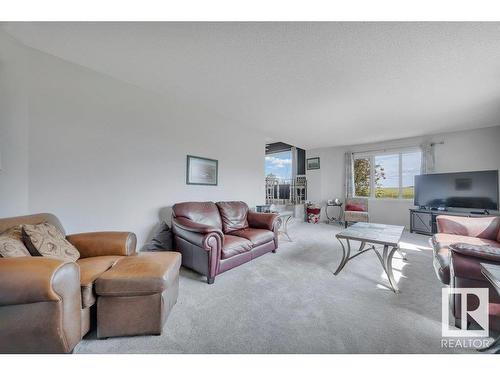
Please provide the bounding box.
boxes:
[172,217,223,249]
[449,243,500,262]
[0,257,82,353]
[0,257,80,306]
[247,211,279,231]
[66,231,137,258]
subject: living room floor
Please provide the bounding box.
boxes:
[75,221,472,354]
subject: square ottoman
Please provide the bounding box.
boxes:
[95,251,181,339]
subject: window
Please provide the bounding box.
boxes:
[402,151,422,199]
[374,154,399,198]
[353,149,421,199]
[265,150,292,182]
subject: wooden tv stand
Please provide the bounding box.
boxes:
[409,208,498,235]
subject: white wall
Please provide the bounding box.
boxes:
[0,32,267,246]
[4,29,500,240]
[0,31,29,216]
[306,126,500,227]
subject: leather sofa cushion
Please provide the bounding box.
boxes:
[22,222,80,262]
[95,252,181,297]
[436,215,500,240]
[77,256,122,308]
[0,225,31,258]
[216,201,249,233]
[222,235,252,259]
[231,228,274,246]
[172,202,222,230]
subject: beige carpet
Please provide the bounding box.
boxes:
[75,221,474,354]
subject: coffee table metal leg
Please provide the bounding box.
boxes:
[357,241,366,252]
[382,245,400,293]
[334,237,351,275]
[276,216,282,230]
[283,215,292,241]
[373,246,384,265]
[277,215,293,242]
[334,238,401,293]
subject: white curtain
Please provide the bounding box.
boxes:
[344,152,354,198]
[420,142,435,174]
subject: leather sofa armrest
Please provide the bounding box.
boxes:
[0,257,80,305]
[66,231,137,258]
[172,217,223,250]
[247,211,279,231]
[449,242,500,262]
[0,257,82,353]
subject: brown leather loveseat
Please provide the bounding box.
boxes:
[0,213,136,353]
[432,215,500,331]
[172,201,279,284]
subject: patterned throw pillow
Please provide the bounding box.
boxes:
[22,222,80,262]
[0,225,31,258]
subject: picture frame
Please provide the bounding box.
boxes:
[306,157,320,170]
[186,155,218,186]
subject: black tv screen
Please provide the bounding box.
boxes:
[414,170,499,210]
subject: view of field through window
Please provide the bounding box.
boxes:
[354,150,421,199]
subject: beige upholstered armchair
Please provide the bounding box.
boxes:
[344,197,369,228]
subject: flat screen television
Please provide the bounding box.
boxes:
[414,170,499,211]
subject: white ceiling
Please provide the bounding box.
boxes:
[4,22,500,149]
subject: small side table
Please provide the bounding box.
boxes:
[274,210,294,241]
[478,263,500,353]
[326,203,343,225]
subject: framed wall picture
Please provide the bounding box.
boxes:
[306,157,320,170]
[186,155,218,185]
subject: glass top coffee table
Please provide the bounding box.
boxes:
[334,222,406,293]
